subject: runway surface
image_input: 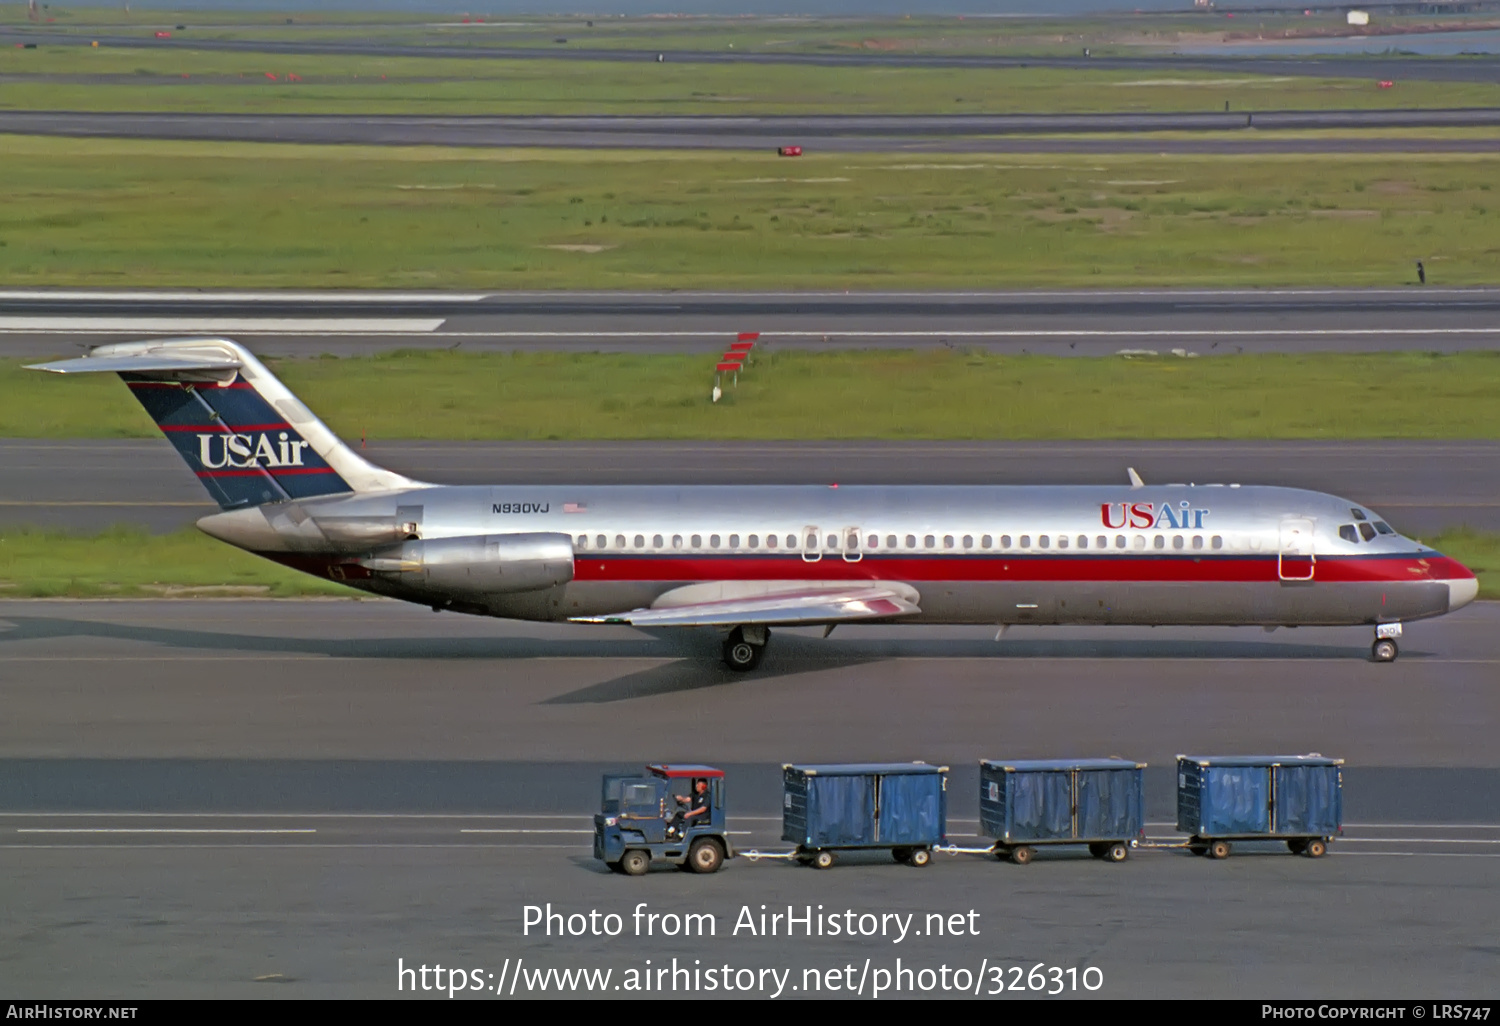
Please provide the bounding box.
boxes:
[2,109,1497,153]
[5,287,1499,357]
[7,27,1500,83]
[0,599,1496,997]
[3,438,1496,535]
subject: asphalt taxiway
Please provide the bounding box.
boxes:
[4,287,1499,357]
[2,109,1498,154]
[0,599,1496,997]
[2,438,1495,535]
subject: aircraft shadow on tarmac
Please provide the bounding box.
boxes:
[0,615,1386,705]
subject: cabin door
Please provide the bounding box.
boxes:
[1278,517,1316,582]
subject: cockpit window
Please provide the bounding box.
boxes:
[1338,525,1359,543]
[1373,521,1394,535]
[1358,522,1376,542]
[1350,508,1367,521]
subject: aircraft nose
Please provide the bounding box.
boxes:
[1444,575,1479,611]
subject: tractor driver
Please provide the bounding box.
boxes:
[667,778,710,838]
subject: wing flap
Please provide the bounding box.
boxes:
[572,581,921,628]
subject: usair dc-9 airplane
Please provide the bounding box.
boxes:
[32,338,1478,670]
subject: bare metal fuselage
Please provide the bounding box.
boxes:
[199,480,1476,629]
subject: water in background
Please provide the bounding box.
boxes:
[1175,29,1500,57]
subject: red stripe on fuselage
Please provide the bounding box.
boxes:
[569,553,1472,585]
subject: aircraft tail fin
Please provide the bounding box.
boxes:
[28,338,417,510]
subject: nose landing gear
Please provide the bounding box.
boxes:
[1372,623,1402,663]
[722,625,769,672]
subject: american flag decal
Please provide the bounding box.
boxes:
[563,502,587,513]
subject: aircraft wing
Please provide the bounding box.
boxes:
[571,581,921,628]
[26,351,242,375]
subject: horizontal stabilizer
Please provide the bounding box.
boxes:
[572,581,921,628]
[27,350,241,376]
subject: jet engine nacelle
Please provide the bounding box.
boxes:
[362,532,575,595]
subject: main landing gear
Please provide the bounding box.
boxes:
[1371,623,1402,663]
[722,625,769,672]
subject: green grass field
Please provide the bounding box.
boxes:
[2,137,1497,289]
[10,350,1500,441]
[6,45,1498,115]
[2,524,1494,600]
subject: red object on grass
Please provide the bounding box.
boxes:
[729,342,754,352]
[715,362,740,372]
[777,146,802,157]
[737,331,760,341]
[154,30,171,38]
[265,72,277,80]
[1378,80,1394,88]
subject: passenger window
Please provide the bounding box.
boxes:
[1020,535,1031,549]
[963,535,974,549]
[1192,535,1204,550]
[729,534,740,548]
[925,535,936,549]
[826,534,838,549]
[886,534,897,549]
[576,535,587,549]
[1339,524,1358,543]
[1057,535,1068,549]
[981,535,992,549]
[847,532,859,550]
[807,532,818,550]
[1116,535,1126,549]
[596,534,607,549]
[1212,535,1223,550]
[1153,535,1165,550]
[787,534,798,549]
[1001,535,1012,549]
[1173,535,1185,550]
[672,535,683,549]
[634,535,645,549]
[1078,535,1088,549]
[1039,535,1050,549]
[1097,535,1107,549]
[868,534,879,549]
[1358,523,1376,541]
[710,534,721,548]
[1133,535,1146,551]
[652,534,663,548]
[691,534,701,548]
[747,534,759,549]
[766,534,778,549]
[906,535,917,549]
[943,535,954,549]
[615,535,626,549]
[1374,522,1394,535]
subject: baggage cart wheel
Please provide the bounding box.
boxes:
[811,849,836,870]
[1287,838,1308,854]
[1105,842,1129,863]
[1088,842,1107,858]
[687,838,725,874]
[891,847,910,864]
[1010,845,1034,865]
[1372,638,1398,663]
[1208,840,1232,860]
[620,849,650,876]
[1304,838,1327,858]
[907,848,931,868]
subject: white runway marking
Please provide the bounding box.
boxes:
[16,828,318,835]
[0,318,445,333]
[0,291,492,302]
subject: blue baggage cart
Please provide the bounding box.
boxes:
[979,758,1146,864]
[782,762,947,869]
[1176,754,1343,859]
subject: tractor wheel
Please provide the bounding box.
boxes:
[687,838,725,874]
[620,849,650,876]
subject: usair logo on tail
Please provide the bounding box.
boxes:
[197,432,312,470]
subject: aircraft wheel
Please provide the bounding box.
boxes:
[687,838,724,874]
[1372,638,1399,663]
[722,627,765,672]
[620,849,650,876]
